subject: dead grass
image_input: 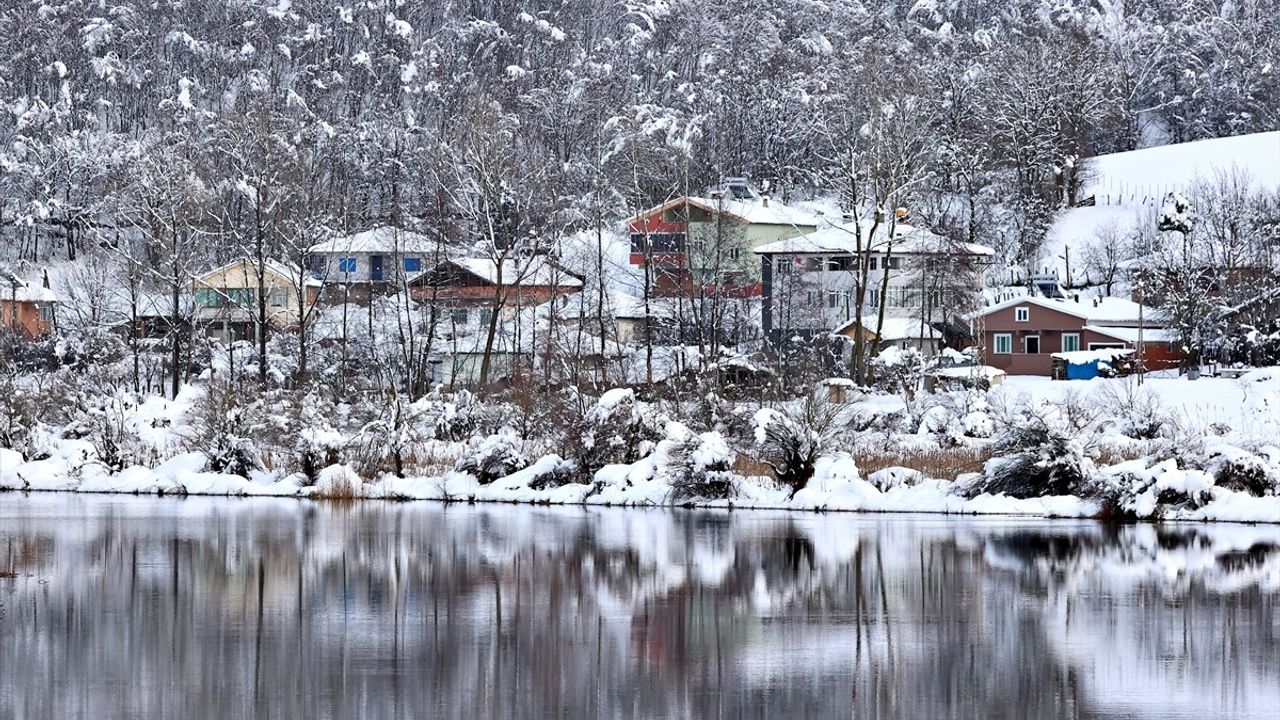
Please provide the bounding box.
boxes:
[733,455,775,479]
[857,446,992,480]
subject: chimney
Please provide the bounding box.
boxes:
[762,197,769,208]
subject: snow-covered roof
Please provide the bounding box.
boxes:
[930,365,1006,379]
[309,226,437,254]
[0,270,58,303]
[831,316,941,342]
[557,289,654,319]
[628,195,821,229]
[1082,325,1176,343]
[197,258,323,288]
[971,295,1161,325]
[447,256,583,289]
[1051,348,1135,363]
[754,219,994,257]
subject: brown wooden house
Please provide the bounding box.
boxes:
[406,256,582,331]
[971,295,1182,375]
[1,272,57,338]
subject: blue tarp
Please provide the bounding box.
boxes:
[1065,359,1103,380]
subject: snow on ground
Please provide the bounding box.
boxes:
[999,372,1280,436]
[1041,131,1280,286]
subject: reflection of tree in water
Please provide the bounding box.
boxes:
[0,497,1276,719]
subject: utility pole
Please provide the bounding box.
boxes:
[1136,279,1145,386]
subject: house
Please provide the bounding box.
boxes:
[307,227,438,303]
[625,178,820,296]
[193,259,321,343]
[970,295,1181,376]
[0,270,57,338]
[406,255,581,332]
[755,219,995,352]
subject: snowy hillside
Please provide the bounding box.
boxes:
[1041,131,1280,288]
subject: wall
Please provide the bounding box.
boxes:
[980,302,1086,375]
[0,300,52,338]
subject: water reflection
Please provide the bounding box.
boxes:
[0,496,1276,719]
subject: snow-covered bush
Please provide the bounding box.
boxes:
[527,455,579,490]
[960,399,1098,499]
[455,432,529,485]
[751,396,848,497]
[871,346,927,400]
[867,466,925,492]
[662,422,737,501]
[570,389,663,479]
[313,464,363,499]
[1205,445,1277,497]
[186,381,264,478]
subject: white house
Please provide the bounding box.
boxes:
[755,219,995,353]
[307,227,439,302]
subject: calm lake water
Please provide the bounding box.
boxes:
[0,495,1276,719]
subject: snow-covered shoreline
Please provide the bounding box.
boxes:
[4,447,1275,525]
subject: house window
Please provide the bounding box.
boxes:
[728,247,741,261]
[868,289,880,307]
[451,308,468,325]
[477,308,494,326]
[775,259,791,275]
[403,257,423,273]
[805,290,818,305]
[825,257,853,272]
[886,257,902,270]
[869,257,878,271]
[37,304,52,322]
[227,289,252,308]
[1025,335,1040,354]
[338,257,357,274]
[195,288,221,308]
[269,290,287,307]
[307,254,325,274]
[994,333,1012,354]
[1062,333,1080,352]
[1015,306,1029,322]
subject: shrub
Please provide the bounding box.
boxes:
[570,388,664,479]
[455,432,528,485]
[663,423,737,501]
[961,400,1098,499]
[751,395,848,497]
[1206,446,1277,497]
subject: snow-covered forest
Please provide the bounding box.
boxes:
[1,1,1279,520]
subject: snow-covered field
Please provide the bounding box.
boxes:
[1042,131,1280,285]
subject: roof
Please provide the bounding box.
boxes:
[196,258,322,288]
[557,289,654,320]
[754,219,994,256]
[1082,325,1176,343]
[628,195,821,229]
[1051,348,1135,363]
[309,226,437,254]
[970,295,1161,325]
[447,256,583,289]
[0,270,58,303]
[831,316,941,342]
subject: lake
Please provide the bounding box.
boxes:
[0,495,1276,719]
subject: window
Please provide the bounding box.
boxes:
[869,257,878,271]
[37,304,52,322]
[886,257,902,270]
[338,257,357,274]
[307,254,325,274]
[630,233,686,253]
[1015,306,1029,322]
[403,257,423,273]
[1025,335,1040,354]
[994,333,1013,354]
[195,288,221,308]
[1062,333,1080,352]
[269,290,287,307]
[477,308,494,326]
[451,308,469,325]
[227,289,252,308]
[825,256,854,272]
[728,247,741,261]
[868,289,880,307]
[775,258,792,275]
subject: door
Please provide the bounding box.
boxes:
[1025,335,1040,354]
[371,255,385,282]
